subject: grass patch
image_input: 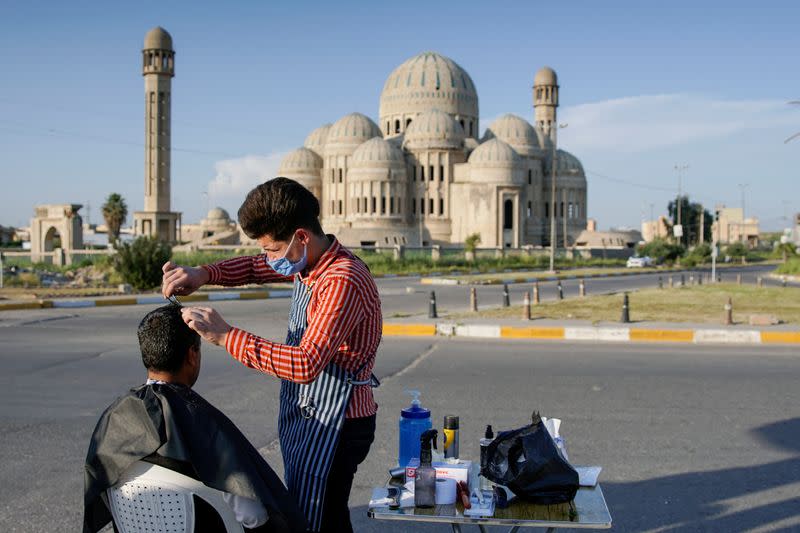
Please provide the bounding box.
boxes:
[458,284,800,325]
[775,258,800,276]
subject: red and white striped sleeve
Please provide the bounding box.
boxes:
[202,255,294,286]
[224,275,365,384]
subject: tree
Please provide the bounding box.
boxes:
[637,238,685,265]
[725,242,748,264]
[113,236,172,290]
[102,193,128,245]
[667,195,712,247]
[464,233,481,262]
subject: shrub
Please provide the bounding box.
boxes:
[637,238,685,265]
[113,236,172,290]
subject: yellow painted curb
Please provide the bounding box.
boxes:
[501,326,565,339]
[0,301,47,311]
[95,297,138,307]
[630,328,693,343]
[383,324,437,336]
[180,294,210,302]
[240,291,271,300]
[760,331,800,344]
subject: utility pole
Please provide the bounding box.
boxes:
[674,164,688,246]
[549,123,568,272]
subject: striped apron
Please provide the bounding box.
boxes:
[278,276,379,531]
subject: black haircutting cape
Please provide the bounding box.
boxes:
[83,382,307,533]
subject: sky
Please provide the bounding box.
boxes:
[1,0,798,232]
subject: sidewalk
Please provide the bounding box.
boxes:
[381,316,800,345]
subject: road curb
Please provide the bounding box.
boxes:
[0,289,292,312]
[382,322,800,345]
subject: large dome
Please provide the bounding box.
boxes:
[144,27,173,51]
[403,109,465,151]
[379,52,479,137]
[483,114,545,159]
[303,123,332,155]
[325,113,382,155]
[468,138,520,168]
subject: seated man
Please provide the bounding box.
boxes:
[83,305,307,533]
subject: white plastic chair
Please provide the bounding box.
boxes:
[107,460,244,533]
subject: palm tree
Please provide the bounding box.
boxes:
[102,193,128,245]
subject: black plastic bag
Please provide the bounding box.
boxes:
[482,412,579,504]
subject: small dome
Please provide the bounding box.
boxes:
[207,207,230,221]
[278,147,323,174]
[325,113,382,153]
[483,114,545,159]
[403,109,465,151]
[534,66,557,86]
[550,149,585,176]
[144,27,173,51]
[303,123,332,155]
[352,137,405,164]
[468,138,520,168]
[379,51,479,126]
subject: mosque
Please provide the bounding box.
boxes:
[278,52,588,248]
[133,27,587,250]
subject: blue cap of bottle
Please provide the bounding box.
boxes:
[401,390,431,419]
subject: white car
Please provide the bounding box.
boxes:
[626,256,652,268]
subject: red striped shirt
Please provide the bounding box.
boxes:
[203,237,382,418]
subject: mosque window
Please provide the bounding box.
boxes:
[439,198,444,215]
[420,198,425,215]
[421,166,425,180]
[406,118,412,127]
[527,201,532,217]
[528,170,532,184]
[386,122,390,134]
[372,197,376,214]
[338,168,343,183]
[363,197,368,213]
[395,120,400,134]
[390,197,395,213]
[439,165,444,181]
[460,119,465,130]
[560,202,564,217]
[339,200,343,215]
[381,197,386,214]
[429,165,434,181]
[412,165,416,181]
[503,200,513,230]
[545,202,549,218]
[429,198,434,214]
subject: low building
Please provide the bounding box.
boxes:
[641,216,671,242]
[573,227,642,259]
[712,206,759,247]
[0,225,16,245]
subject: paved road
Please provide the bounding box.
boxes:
[1,265,798,532]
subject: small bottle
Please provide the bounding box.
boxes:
[479,424,494,491]
[414,429,438,508]
[443,415,459,460]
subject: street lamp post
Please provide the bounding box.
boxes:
[549,123,568,273]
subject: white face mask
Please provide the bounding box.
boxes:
[266,233,308,276]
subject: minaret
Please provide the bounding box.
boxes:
[533,66,559,138]
[134,26,181,242]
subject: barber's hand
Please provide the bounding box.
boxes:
[162,261,210,298]
[181,306,232,347]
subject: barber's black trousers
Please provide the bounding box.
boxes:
[318,414,376,533]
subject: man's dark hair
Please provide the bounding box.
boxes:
[137,305,200,373]
[238,177,324,241]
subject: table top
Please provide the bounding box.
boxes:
[368,481,612,529]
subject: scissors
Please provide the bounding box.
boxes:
[166,294,182,307]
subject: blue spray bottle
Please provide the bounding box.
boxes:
[398,389,432,467]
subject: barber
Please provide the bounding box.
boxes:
[162,178,382,533]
